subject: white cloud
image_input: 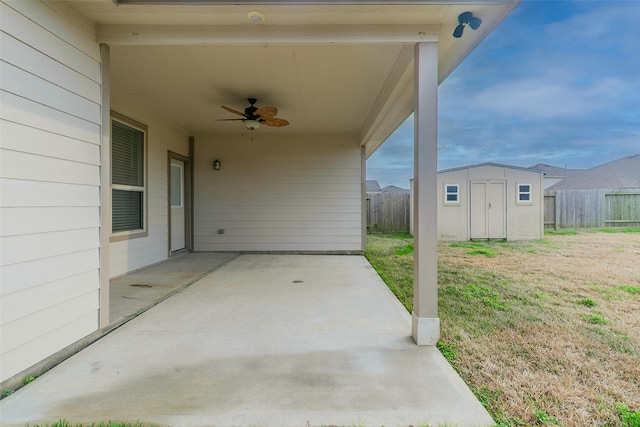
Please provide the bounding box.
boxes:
[466,75,630,120]
[367,1,640,186]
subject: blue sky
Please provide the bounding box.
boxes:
[367,0,640,188]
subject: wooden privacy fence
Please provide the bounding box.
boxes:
[544,190,640,229]
[367,192,411,233]
[544,195,556,229]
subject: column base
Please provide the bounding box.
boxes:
[411,312,440,345]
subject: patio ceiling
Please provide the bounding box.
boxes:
[68,1,519,155]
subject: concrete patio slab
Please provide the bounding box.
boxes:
[0,255,494,427]
[109,252,240,325]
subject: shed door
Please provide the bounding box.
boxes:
[470,181,506,239]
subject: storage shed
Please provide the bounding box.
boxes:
[437,163,544,241]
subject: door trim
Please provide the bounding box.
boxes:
[168,151,192,255]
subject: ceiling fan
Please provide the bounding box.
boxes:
[218,98,289,130]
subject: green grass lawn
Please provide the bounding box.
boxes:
[365,231,640,427]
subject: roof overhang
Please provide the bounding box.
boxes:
[64,0,519,155]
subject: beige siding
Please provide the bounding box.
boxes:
[437,169,470,241]
[194,134,363,252]
[0,0,101,382]
[505,168,544,240]
[108,103,191,278]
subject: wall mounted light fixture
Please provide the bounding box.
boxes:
[213,159,221,170]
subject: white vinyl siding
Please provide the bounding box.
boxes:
[194,134,363,252]
[0,0,101,383]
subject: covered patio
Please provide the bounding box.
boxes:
[93,0,520,344]
[0,254,494,427]
[1,0,518,406]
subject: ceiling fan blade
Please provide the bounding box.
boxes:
[215,118,245,121]
[221,105,248,117]
[254,106,278,119]
[263,118,289,127]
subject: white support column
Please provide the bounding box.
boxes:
[412,42,440,345]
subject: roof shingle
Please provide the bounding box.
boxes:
[547,155,640,190]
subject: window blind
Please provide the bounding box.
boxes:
[112,189,143,233]
[112,120,144,187]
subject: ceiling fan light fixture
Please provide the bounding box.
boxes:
[219,98,288,131]
[244,120,261,130]
[247,11,265,24]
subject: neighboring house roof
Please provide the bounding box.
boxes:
[382,185,409,193]
[547,154,640,190]
[366,180,382,192]
[439,162,544,174]
[529,163,583,178]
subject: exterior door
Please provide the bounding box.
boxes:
[470,181,506,239]
[170,158,186,252]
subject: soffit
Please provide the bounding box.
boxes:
[109,43,403,135]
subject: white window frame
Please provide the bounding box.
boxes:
[517,183,532,205]
[110,112,148,242]
[444,183,460,205]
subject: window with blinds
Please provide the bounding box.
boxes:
[111,117,146,234]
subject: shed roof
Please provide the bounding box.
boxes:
[547,155,640,190]
[439,162,544,174]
